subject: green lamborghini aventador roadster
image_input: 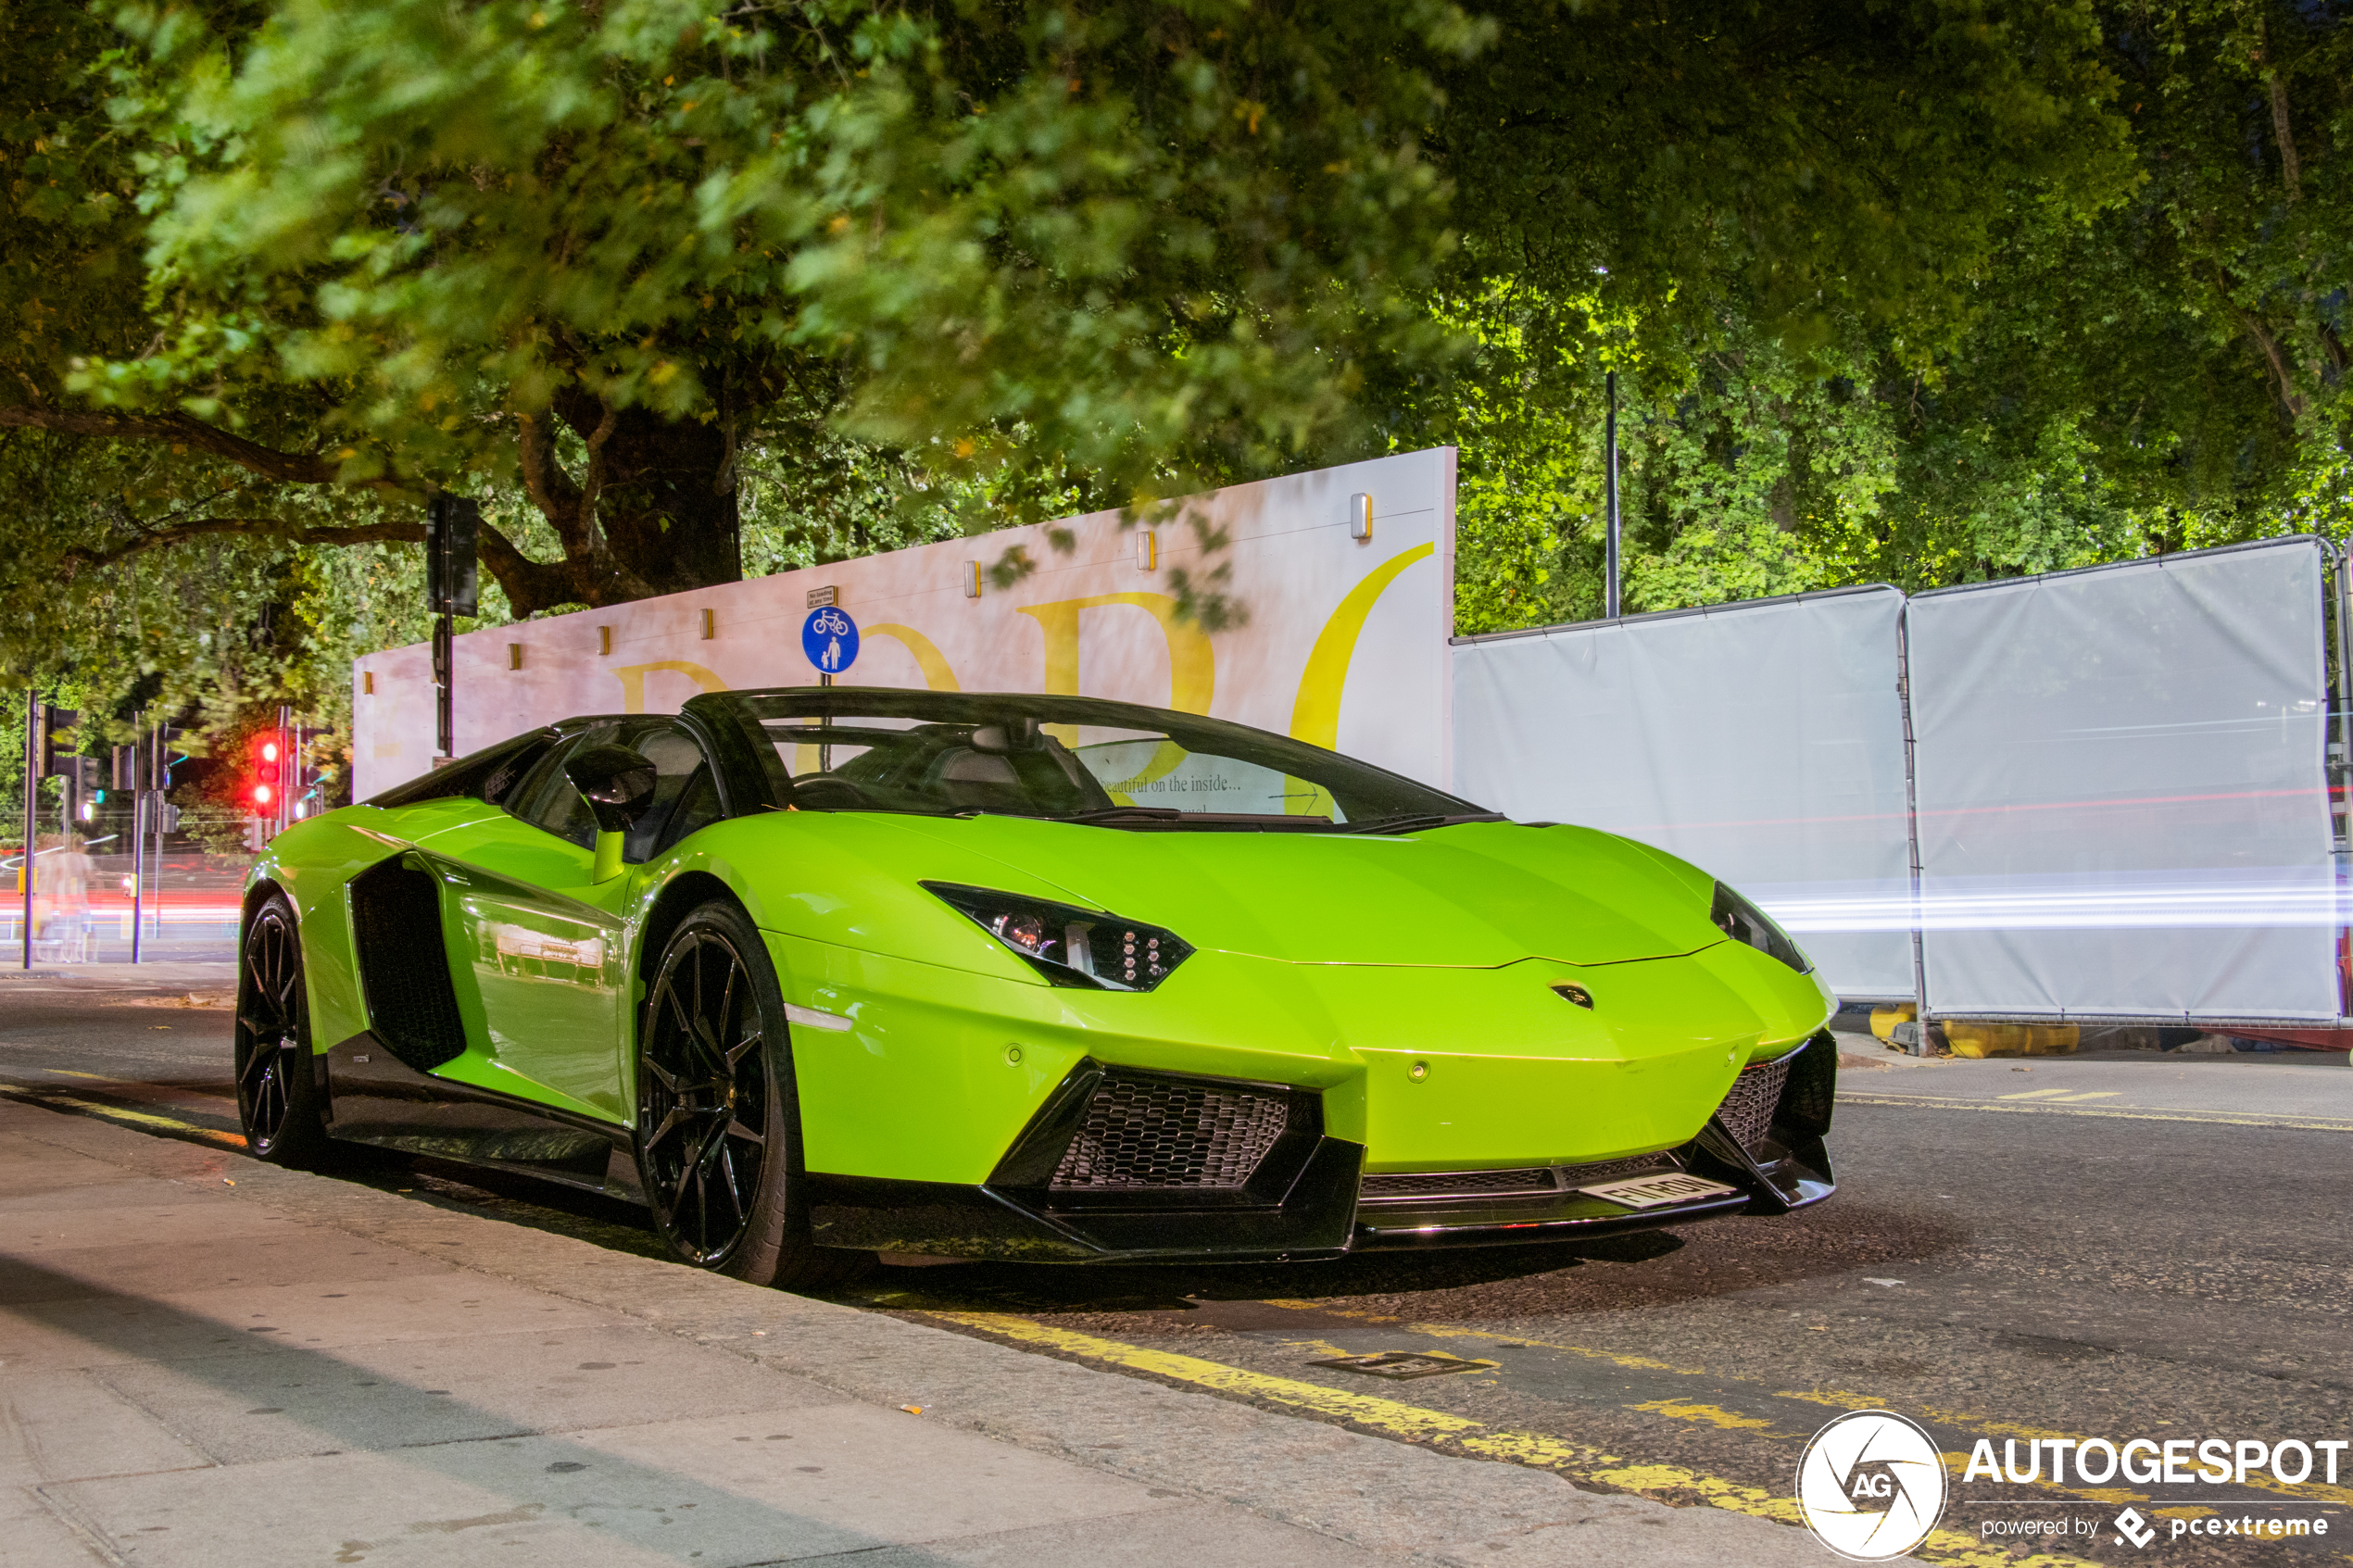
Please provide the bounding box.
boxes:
[236,687,1837,1288]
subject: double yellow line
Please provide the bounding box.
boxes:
[0,1076,244,1148]
[924,1310,2108,1568]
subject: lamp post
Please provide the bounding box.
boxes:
[1604,369,1622,621]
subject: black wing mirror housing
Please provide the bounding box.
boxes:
[564,745,659,833]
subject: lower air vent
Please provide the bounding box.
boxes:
[1051,1075,1293,1191]
[1361,1167,1557,1199]
[1714,1052,1793,1152]
[1360,1152,1680,1203]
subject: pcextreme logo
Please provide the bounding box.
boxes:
[1796,1410,1950,1562]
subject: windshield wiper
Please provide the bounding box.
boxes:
[1340,811,1507,835]
[1053,807,1189,824]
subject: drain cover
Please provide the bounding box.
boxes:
[1311,1351,1498,1381]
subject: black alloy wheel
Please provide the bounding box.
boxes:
[635,901,866,1289]
[234,893,332,1166]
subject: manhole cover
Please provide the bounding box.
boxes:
[1311,1351,1498,1381]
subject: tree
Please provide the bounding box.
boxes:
[4,0,1480,619]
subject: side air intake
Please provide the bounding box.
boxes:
[347,857,468,1073]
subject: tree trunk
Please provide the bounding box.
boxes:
[497,395,743,617]
[586,402,742,599]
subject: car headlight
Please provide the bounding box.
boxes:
[923,882,1194,991]
[1710,881,1811,974]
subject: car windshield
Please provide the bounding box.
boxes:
[719,689,1489,830]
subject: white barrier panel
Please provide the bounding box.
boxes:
[1907,540,2339,1020]
[1451,587,1916,997]
[356,449,1456,797]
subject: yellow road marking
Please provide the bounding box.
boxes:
[1400,1319,1711,1376]
[2050,1092,2120,1102]
[1262,1313,2353,1519]
[1629,1398,1775,1432]
[0,1084,243,1148]
[1998,1089,2071,1100]
[924,1311,2104,1568]
[1837,1093,2353,1134]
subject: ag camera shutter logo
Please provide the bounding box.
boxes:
[1796,1410,1949,1561]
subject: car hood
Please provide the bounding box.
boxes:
[864,815,1722,967]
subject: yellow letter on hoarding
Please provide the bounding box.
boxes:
[862,624,962,691]
[1013,593,1214,713]
[1284,543,1435,813]
[1289,543,1434,750]
[611,659,728,714]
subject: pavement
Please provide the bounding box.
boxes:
[1831,1041,2353,1130]
[10,967,2353,1568]
[0,967,1868,1568]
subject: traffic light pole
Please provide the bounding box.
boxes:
[128,709,145,966]
[19,691,32,971]
[433,612,453,760]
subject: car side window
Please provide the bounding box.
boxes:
[625,727,724,863]
[504,732,600,847]
[504,721,724,858]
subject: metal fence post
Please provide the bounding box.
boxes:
[2325,540,2352,1017]
[1897,601,1931,1051]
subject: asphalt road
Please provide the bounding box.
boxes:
[6,969,2349,1568]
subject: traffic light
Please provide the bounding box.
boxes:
[426,494,482,617]
[249,731,283,812]
[32,706,79,777]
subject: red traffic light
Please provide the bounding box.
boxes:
[249,730,289,814]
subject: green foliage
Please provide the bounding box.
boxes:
[3,0,2348,765]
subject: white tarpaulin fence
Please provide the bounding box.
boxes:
[1451,537,2347,1022]
[1906,539,2339,1020]
[1453,586,1917,999]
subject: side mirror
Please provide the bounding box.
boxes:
[564,745,659,833]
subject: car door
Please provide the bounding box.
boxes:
[423,718,725,1123]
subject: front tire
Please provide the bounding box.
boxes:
[234,893,333,1167]
[635,900,866,1291]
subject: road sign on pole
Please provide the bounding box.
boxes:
[801,606,859,677]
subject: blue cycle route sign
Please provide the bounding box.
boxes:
[802,606,859,675]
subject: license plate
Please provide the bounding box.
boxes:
[1577,1173,1742,1210]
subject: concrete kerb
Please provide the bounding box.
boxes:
[1,1101,1870,1568]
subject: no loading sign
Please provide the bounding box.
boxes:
[1796,1410,1949,1562]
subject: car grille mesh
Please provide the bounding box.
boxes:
[1715,1053,1792,1152]
[1050,1076,1292,1190]
[1361,1166,1556,1198]
[1359,1153,1677,1202]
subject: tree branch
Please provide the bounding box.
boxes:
[476,525,580,620]
[0,406,355,487]
[2235,307,2307,422]
[2254,22,2302,202]
[59,515,426,574]
[515,410,590,554]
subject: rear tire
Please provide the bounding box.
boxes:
[234,893,333,1168]
[635,899,870,1292]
